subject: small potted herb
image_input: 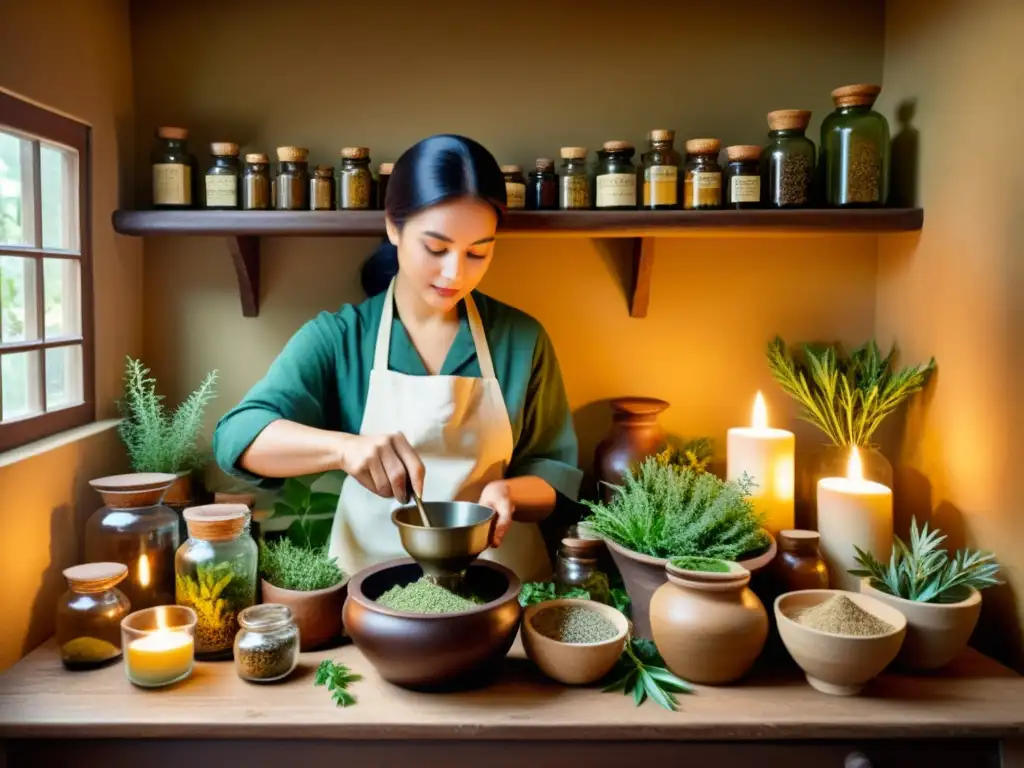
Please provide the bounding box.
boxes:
[259,539,347,650]
[850,518,1001,670]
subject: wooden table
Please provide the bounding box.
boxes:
[1,639,1022,767]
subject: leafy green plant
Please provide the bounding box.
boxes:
[583,458,768,561]
[175,561,255,650]
[315,660,362,707]
[118,356,218,473]
[767,336,935,448]
[271,477,338,548]
[259,538,344,591]
[655,437,714,475]
[518,581,590,607]
[603,638,694,711]
[849,518,1002,603]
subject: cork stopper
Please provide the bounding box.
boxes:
[602,140,634,152]
[183,504,249,541]
[63,562,128,593]
[831,84,881,108]
[535,158,554,172]
[277,146,309,162]
[650,129,675,143]
[340,146,369,160]
[245,153,269,164]
[500,164,522,174]
[157,126,188,140]
[726,144,762,162]
[780,529,821,553]
[314,165,334,177]
[560,536,604,559]
[685,138,721,155]
[214,492,257,509]
[210,142,239,157]
[767,109,812,131]
[378,162,394,175]
[560,146,587,160]
[89,473,177,509]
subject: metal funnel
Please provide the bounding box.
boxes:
[391,502,495,588]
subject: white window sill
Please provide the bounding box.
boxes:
[0,418,122,469]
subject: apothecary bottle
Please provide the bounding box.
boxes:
[595,141,637,210]
[310,165,336,211]
[57,562,131,670]
[527,158,558,210]
[775,530,829,592]
[764,110,816,208]
[275,146,309,210]
[724,145,762,209]
[205,142,239,209]
[821,84,890,206]
[234,604,300,683]
[339,147,372,210]
[175,504,258,660]
[643,129,681,209]
[377,162,393,209]
[683,138,722,210]
[151,126,195,208]
[559,147,590,209]
[242,153,271,210]
[501,164,526,209]
[555,537,611,604]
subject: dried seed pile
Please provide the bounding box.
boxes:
[794,594,894,636]
[775,154,812,206]
[532,606,618,644]
[376,578,482,614]
[236,633,298,681]
[844,140,881,203]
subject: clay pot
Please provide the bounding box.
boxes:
[162,473,193,507]
[522,599,629,685]
[651,561,768,684]
[343,558,521,689]
[261,578,348,651]
[859,579,981,670]
[594,397,669,503]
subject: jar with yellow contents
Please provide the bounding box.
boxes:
[683,138,722,210]
[339,147,373,210]
[642,129,680,209]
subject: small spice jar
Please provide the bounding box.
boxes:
[310,165,336,211]
[595,141,637,209]
[339,146,372,210]
[775,529,830,592]
[242,153,271,210]
[275,147,310,210]
[765,109,816,208]
[205,142,240,209]
[377,162,393,209]
[683,138,723,210]
[559,147,590,209]
[642,129,681,209]
[151,126,195,208]
[821,84,890,206]
[501,164,526,209]
[56,562,131,670]
[724,145,762,209]
[234,603,300,683]
[526,158,558,210]
[555,537,611,604]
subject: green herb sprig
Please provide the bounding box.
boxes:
[315,660,362,707]
[603,638,693,711]
[518,581,589,607]
[259,538,345,592]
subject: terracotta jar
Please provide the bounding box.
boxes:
[593,397,669,502]
[775,530,829,593]
[650,561,768,685]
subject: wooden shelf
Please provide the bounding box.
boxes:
[112,208,923,318]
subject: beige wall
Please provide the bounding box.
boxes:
[876,0,1024,669]
[0,0,139,670]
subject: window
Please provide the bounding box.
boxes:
[0,91,92,451]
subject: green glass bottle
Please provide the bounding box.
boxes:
[821,84,890,206]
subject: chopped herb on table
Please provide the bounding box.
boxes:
[603,638,694,711]
[315,660,362,707]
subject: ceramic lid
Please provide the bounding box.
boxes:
[89,473,177,493]
[183,503,249,540]
[63,562,128,592]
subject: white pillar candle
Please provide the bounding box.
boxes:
[816,447,893,591]
[727,392,795,536]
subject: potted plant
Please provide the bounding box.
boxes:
[259,538,347,651]
[582,457,774,640]
[118,356,218,507]
[268,477,339,548]
[850,518,1001,670]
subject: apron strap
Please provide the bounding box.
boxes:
[463,293,497,380]
[372,279,397,371]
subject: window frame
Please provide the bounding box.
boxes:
[0,90,94,451]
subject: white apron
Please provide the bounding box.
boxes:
[328,280,551,582]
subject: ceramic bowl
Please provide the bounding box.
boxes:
[343,558,521,689]
[775,589,907,696]
[522,599,629,685]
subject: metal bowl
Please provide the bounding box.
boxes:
[391,502,495,582]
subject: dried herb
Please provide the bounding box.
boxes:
[794,595,894,636]
[776,154,812,206]
[603,638,694,711]
[314,660,362,707]
[236,633,297,681]
[176,561,254,653]
[532,606,618,644]
[669,555,730,573]
[376,578,483,614]
[259,538,344,592]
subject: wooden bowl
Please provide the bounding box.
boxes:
[522,599,629,685]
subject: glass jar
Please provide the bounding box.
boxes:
[764,109,816,208]
[559,147,590,209]
[339,147,372,210]
[377,162,393,209]
[121,605,197,688]
[724,145,762,209]
[310,165,336,211]
[234,604,300,683]
[501,164,526,209]
[175,504,258,660]
[595,140,637,210]
[643,129,681,209]
[57,562,131,670]
[275,146,309,210]
[204,142,239,209]
[526,158,558,210]
[242,153,271,210]
[84,473,181,610]
[151,126,195,208]
[683,138,722,210]
[775,530,830,592]
[555,537,611,604]
[821,84,890,206]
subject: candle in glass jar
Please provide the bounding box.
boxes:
[726,392,795,536]
[122,606,196,688]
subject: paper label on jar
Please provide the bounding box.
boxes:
[505,182,526,209]
[205,175,237,207]
[643,165,677,206]
[153,163,191,205]
[730,175,761,204]
[340,171,371,209]
[560,175,589,209]
[596,173,636,208]
[684,171,722,208]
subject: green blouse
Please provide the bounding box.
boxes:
[212,290,583,500]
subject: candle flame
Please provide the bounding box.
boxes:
[752,392,768,430]
[847,447,864,481]
[137,553,151,588]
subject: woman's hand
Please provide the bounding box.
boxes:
[478,480,515,548]
[337,432,425,504]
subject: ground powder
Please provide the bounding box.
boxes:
[376,577,482,614]
[532,606,618,644]
[794,594,894,636]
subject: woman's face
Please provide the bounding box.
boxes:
[388,196,498,313]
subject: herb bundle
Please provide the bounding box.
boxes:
[259,539,344,592]
[314,660,362,707]
[603,638,694,711]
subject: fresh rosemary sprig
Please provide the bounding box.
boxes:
[603,638,693,711]
[315,660,362,707]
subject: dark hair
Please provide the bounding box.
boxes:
[360,134,507,296]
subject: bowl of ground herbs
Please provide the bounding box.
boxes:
[522,598,629,685]
[775,590,906,696]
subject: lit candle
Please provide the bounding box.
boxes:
[727,392,795,536]
[816,447,893,591]
[123,606,196,688]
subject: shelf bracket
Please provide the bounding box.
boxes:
[226,236,261,317]
[629,237,655,318]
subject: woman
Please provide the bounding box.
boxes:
[212,134,581,581]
